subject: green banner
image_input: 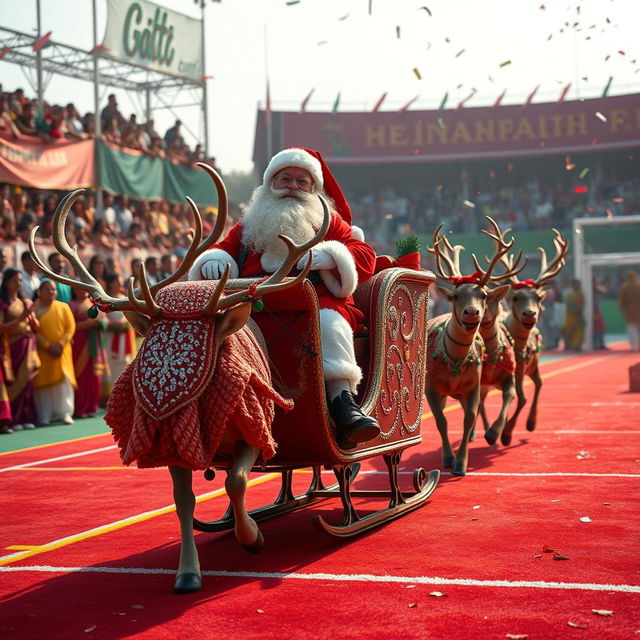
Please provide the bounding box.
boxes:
[98,141,164,200]
[98,141,217,206]
[164,159,217,206]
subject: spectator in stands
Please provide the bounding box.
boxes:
[100,94,126,132]
[65,103,89,140]
[144,256,160,285]
[33,279,76,425]
[88,254,108,291]
[83,112,95,136]
[46,252,73,303]
[69,286,109,419]
[158,254,175,281]
[164,119,182,147]
[72,218,90,249]
[10,88,29,112]
[119,221,147,249]
[14,102,37,136]
[102,116,122,146]
[20,251,41,301]
[35,104,66,143]
[618,270,640,351]
[104,272,137,394]
[189,143,204,167]
[91,218,117,252]
[0,93,20,139]
[94,193,117,227]
[114,195,133,233]
[0,268,40,431]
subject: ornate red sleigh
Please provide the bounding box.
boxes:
[194,264,440,537]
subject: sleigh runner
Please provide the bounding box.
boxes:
[194,265,439,537]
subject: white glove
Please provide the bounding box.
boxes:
[201,259,228,279]
[296,248,337,272]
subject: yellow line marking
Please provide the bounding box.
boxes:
[0,431,111,457]
[0,472,278,567]
[4,545,44,551]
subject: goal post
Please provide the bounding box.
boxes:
[572,215,640,350]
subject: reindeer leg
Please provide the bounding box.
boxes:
[426,389,454,468]
[486,376,515,446]
[478,388,490,433]
[501,365,527,446]
[453,387,480,476]
[169,465,202,594]
[225,441,264,552]
[526,364,542,432]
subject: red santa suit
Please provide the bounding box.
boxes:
[189,147,376,394]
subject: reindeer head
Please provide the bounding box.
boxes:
[29,163,330,345]
[428,217,521,336]
[501,229,568,332]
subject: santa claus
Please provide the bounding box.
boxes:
[189,147,380,448]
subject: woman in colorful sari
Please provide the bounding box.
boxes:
[563,278,585,352]
[0,268,40,431]
[104,273,137,395]
[0,361,14,434]
[33,280,77,425]
[68,287,110,419]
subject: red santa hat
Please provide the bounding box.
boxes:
[263,147,352,224]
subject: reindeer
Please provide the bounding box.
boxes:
[499,229,568,446]
[425,218,520,476]
[477,225,528,446]
[29,164,330,594]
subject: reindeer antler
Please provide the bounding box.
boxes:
[533,228,568,287]
[474,219,528,284]
[30,163,227,316]
[427,224,465,281]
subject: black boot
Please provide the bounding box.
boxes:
[329,390,380,449]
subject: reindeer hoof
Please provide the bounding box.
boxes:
[526,421,536,432]
[484,429,498,446]
[451,462,467,476]
[240,529,264,554]
[501,433,512,446]
[469,428,476,442]
[442,456,454,469]
[174,572,202,594]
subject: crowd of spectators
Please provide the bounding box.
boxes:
[347,169,640,245]
[0,84,213,167]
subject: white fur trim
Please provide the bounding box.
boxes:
[188,248,239,281]
[315,240,358,298]
[319,308,362,393]
[263,149,323,189]
[351,225,365,241]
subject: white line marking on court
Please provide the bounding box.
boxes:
[2,565,638,594]
[0,445,118,473]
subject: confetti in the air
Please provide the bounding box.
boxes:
[579,167,590,179]
[339,13,349,21]
[419,6,432,16]
[396,25,401,38]
[455,49,465,58]
[285,0,300,4]
[464,200,476,208]
[592,610,613,616]
[499,60,512,68]
[413,67,422,80]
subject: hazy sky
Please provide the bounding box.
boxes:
[1,0,638,173]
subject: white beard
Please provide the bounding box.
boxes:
[241,184,328,273]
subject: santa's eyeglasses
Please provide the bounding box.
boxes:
[272,174,314,190]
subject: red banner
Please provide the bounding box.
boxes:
[0,134,95,190]
[254,93,640,165]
